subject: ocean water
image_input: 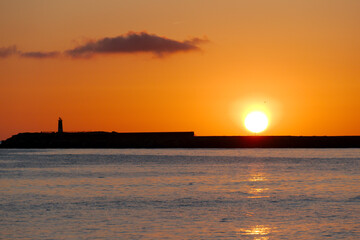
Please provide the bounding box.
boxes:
[0,149,359,239]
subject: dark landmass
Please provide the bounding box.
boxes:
[1,132,359,148]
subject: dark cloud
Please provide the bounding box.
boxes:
[0,46,17,58]
[0,32,208,59]
[66,32,208,57]
[20,51,60,58]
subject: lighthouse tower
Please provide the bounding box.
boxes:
[58,118,63,133]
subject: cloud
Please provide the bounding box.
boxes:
[66,32,208,57]
[20,51,60,58]
[184,37,209,45]
[0,32,208,59]
[0,46,59,59]
[0,46,18,58]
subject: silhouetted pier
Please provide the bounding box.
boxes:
[1,132,359,148]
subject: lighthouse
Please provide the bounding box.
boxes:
[58,117,63,133]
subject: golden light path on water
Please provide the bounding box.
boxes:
[237,225,272,239]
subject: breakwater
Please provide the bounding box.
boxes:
[1,132,359,148]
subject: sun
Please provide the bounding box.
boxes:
[245,111,269,133]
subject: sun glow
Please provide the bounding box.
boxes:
[245,111,269,133]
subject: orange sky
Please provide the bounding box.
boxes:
[1,0,360,140]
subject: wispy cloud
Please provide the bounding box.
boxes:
[66,32,208,57]
[0,46,59,59]
[20,51,60,58]
[0,45,17,58]
[0,32,208,59]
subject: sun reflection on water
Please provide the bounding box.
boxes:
[247,172,269,198]
[249,173,267,182]
[249,188,269,194]
[248,187,269,198]
[237,225,272,239]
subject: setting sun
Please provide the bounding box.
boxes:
[245,111,269,133]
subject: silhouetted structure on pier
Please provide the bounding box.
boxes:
[58,118,63,133]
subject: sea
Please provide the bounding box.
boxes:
[0,148,359,239]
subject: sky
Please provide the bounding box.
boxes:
[1,0,360,140]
